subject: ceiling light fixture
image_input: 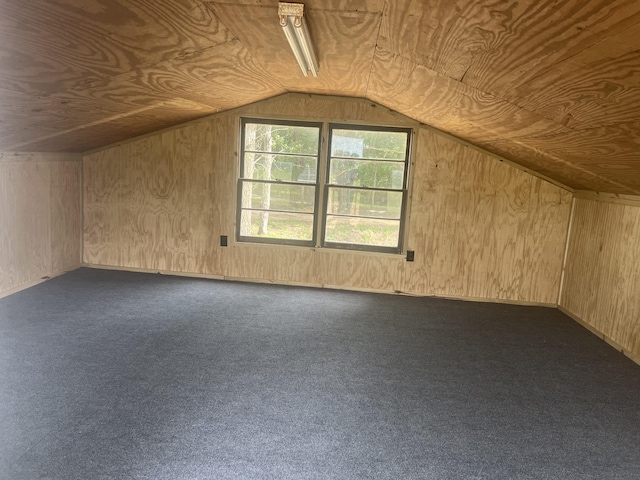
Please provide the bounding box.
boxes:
[278,2,319,77]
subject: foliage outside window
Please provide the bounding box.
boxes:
[237,119,411,253]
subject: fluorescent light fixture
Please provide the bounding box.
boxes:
[278,2,319,77]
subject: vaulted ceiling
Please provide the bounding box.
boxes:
[1,0,640,193]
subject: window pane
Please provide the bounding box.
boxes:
[239,210,314,241]
[326,187,403,219]
[329,158,405,188]
[331,129,408,160]
[244,123,319,155]
[324,216,400,248]
[241,181,315,213]
[243,154,317,183]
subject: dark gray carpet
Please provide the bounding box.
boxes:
[0,268,638,479]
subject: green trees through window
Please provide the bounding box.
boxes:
[237,119,411,253]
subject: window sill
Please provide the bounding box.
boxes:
[229,240,406,259]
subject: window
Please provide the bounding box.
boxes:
[237,119,412,254]
[237,119,322,246]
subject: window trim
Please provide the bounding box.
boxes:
[236,118,413,254]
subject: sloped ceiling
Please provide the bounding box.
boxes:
[1,0,640,194]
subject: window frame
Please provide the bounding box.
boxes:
[236,117,413,254]
[322,123,412,254]
[236,117,323,247]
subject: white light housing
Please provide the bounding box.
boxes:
[278,2,319,77]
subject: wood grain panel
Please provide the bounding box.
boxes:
[8,100,215,153]
[0,82,217,152]
[403,129,571,304]
[223,246,318,285]
[0,162,51,293]
[561,198,640,359]
[522,179,573,302]
[84,113,238,274]
[1,36,283,151]
[375,0,640,194]
[369,49,640,194]
[0,154,81,295]
[50,160,83,272]
[480,141,631,194]
[0,1,279,153]
[208,3,379,97]
[367,50,582,185]
[0,1,231,95]
[83,94,571,303]
[224,245,404,293]
[379,0,490,80]
[379,0,640,89]
[368,48,569,139]
[490,125,640,194]
[318,250,404,292]
[1,0,640,196]
[483,158,532,301]
[83,145,124,267]
[512,23,640,130]
[65,39,285,114]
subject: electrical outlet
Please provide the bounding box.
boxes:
[406,250,415,262]
[220,235,228,247]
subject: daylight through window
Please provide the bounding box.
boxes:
[237,119,411,253]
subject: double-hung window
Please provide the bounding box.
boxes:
[237,118,412,254]
[237,119,322,246]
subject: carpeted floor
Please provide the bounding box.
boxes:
[0,268,638,479]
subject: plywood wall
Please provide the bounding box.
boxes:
[405,129,572,303]
[83,94,572,304]
[560,198,640,360]
[0,153,82,295]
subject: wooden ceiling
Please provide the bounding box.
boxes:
[1,0,640,194]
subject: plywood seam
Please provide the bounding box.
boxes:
[7,102,203,152]
[203,3,288,93]
[557,196,576,306]
[364,5,386,98]
[82,93,297,156]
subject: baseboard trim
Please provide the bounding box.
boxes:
[0,266,81,299]
[558,306,640,367]
[82,263,557,307]
[83,263,225,281]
